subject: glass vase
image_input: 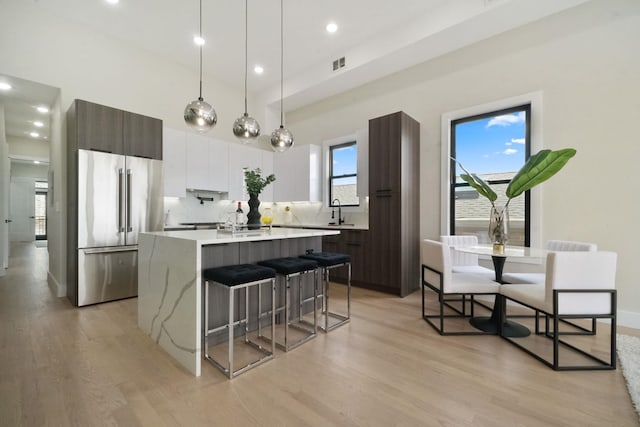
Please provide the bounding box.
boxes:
[488,205,508,252]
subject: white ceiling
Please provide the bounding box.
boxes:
[0,74,59,146]
[1,0,590,146]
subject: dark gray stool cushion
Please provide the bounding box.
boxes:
[300,251,351,267]
[204,264,276,286]
[258,257,318,275]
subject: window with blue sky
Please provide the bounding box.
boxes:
[330,142,358,206]
[451,104,531,246]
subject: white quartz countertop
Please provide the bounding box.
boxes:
[141,227,339,245]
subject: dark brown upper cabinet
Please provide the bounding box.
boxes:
[123,111,163,159]
[69,99,162,159]
[74,99,124,154]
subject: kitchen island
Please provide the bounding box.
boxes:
[137,227,339,376]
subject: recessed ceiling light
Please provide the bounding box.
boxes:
[193,35,205,46]
[30,132,39,138]
[0,82,12,91]
[106,0,119,4]
[326,22,338,34]
[33,160,41,164]
[34,121,44,127]
[36,106,49,114]
[254,65,264,75]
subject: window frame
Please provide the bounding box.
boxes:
[328,141,359,208]
[440,92,543,257]
[450,104,531,246]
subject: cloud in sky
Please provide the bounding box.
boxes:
[505,142,512,146]
[511,138,525,144]
[487,111,525,128]
[503,148,518,155]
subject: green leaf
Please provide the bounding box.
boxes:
[460,173,498,202]
[452,157,498,202]
[506,148,576,199]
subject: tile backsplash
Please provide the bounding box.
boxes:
[164,192,369,228]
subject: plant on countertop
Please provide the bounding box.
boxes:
[243,167,276,196]
[453,148,577,244]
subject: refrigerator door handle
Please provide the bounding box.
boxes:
[82,246,138,255]
[118,168,125,232]
[126,169,133,232]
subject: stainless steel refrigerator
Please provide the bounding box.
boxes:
[75,149,163,306]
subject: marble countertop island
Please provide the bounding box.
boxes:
[137,227,339,376]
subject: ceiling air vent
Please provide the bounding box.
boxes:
[332,56,346,71]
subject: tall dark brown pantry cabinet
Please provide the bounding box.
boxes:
[367,111,420,297]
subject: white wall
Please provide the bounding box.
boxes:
[7,137,49,161]
[0,2,249,296]
[10,162,48,180]
[47,93,65,297]
[287,0,640,326]
[0,106,9,274]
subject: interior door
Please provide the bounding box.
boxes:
[9,178,35,242]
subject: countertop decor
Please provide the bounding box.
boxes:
[244,168,275,229]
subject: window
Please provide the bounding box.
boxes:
[35,181,48,240]
[329,141,359,207]
[450,104,531,247]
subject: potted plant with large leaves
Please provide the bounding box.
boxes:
[453,148,576,250]
[243,168,275,230]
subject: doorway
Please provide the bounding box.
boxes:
[35,182,47,241]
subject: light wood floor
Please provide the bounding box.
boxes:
[1,242,638,426]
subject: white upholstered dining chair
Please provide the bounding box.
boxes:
[501,239,597,285]
[499,250,617,370]
[439,235,494,277]
[422,239,500,335]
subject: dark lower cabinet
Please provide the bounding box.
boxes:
[322,230,368,286]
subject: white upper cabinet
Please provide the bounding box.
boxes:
[260,150,274,202]
[228,143,264,201]
[208,139,229,191]
[273,144,321,202]
[164,127,269,198]
[162,127,186,197]
[185,133,210,190]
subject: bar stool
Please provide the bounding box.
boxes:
[203,264,276,379]
[300,251,351,332]
[257,257,319,351]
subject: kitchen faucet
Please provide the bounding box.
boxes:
[331,198,345,225]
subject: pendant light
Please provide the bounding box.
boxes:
[184,0,217,132]
[270,0,294,152]
[233,0,261,141]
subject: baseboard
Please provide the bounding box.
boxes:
[618,310,640,330]
[47,271,66,298]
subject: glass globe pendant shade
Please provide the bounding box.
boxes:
[233,113,261,141]
[270,125,294,152]
[184,97,217,132]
